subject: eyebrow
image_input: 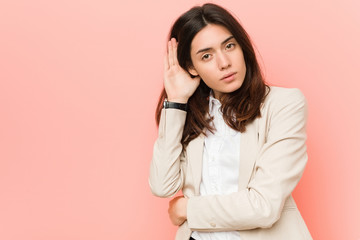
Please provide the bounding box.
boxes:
[195,36,235,55]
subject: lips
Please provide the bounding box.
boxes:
[221,72,237,81]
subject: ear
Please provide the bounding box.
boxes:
[187,65,199,77]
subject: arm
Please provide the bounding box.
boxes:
[186,89,308,231]
[149,38,200,198]
[149,108,187,198]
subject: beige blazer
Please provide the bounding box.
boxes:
[149,86,312,240]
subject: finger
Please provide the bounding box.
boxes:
[173,42,180,66]
[168,40,174,66]
[171,38,178,66]
[164,54,169,71]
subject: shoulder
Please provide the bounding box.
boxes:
[265,86,305,104]
[262,86,307,112]
[257,86,308,140]
[259,86,308,123]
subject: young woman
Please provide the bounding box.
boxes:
[149,3,312,240]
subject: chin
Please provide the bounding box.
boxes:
[226,82,243,93]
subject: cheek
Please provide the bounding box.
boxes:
[198,70,214,85]
[200,74,217,89]
[195,64,216,81]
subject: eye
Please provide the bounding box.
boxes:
[201,53,211,61]
[225,43,235,50]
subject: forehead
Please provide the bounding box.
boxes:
[190,24,233,51]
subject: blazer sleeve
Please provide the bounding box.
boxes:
[149,108,187,198]
[187,89,308,231]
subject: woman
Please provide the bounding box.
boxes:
[149,3,312,240]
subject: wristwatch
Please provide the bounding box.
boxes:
[163,100,188,112]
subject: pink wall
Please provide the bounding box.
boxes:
[1,0,359,239]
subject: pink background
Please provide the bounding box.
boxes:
[1,0,359,239]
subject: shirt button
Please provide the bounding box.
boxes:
[210,222,216,227]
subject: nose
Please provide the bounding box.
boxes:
[217,52,231,70]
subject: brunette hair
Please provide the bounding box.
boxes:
[156,3,269,146]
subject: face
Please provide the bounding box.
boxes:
[188,24,246,100]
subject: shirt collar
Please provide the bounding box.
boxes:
[208,91,222,117]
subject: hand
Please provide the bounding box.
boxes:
[168,195,188,226]
[164,38,200,103]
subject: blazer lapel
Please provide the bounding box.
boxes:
[186,118,259,195]
[186,133,204,196]
[238,118,259,190]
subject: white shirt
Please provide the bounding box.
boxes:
[191,95,242,240]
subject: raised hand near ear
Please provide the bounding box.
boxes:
[164,38,200,104]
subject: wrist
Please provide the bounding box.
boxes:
[166,97,188,104]
[163,100,188,112]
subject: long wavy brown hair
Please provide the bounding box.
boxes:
[156,3,269,147]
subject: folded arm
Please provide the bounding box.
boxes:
[187,89,308,231]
